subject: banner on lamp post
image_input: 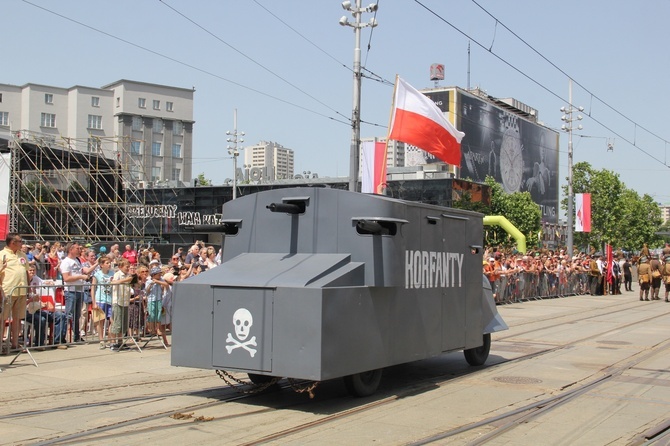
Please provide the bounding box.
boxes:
[575,193,591,232]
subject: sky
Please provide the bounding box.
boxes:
[5,0,670,205]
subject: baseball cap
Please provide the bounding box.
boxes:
[150,267,162,276]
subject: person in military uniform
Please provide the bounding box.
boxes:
[663,256,670,302]
[640,243,651,259]
[588,254,601,295]
[637,256,651,301]
[649,253,663,300]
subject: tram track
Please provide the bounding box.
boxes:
[409,337,670,445]
[11,298,670,445]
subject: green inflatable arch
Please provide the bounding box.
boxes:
[483,216,527,254]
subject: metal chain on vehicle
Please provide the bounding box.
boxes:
[287,378,319,399]
[215,370,280,394]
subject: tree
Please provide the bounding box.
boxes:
[195,173,212,186]
[562,162,662,251]
[484,176,541,251]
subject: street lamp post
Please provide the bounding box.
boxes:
[339,0,378,192]
[561,79,583,257]
[226,109,244,200]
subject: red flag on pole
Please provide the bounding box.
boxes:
[389,77,464,166]
[606,244,613,284]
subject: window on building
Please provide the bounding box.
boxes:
[116,97,120,108]
[138,98,146,108]
[45,94,53,104]
[153,118,163,133]
[151,167,161,182]
[173,121,183,135]
[87,138,101,152]
[153,100,160,110]
[130,141,141,155]
[0,112,8,126]
[0,93,3,103]
[87,114,102,129]
[172,168,181,181]
[40,113,56,128]
[172,143,182,158]
[91,96,100,107]
[152,142,161,156]
[132,116,143,131]
[166,101,174,112]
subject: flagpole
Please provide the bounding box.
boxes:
[379,76,399,195]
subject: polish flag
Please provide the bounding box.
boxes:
[361,140,387,194]
[389,76,464,166]
[575,193,591,232]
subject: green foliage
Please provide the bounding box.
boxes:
[451,190,491,214]
[196,173,212,186]
[483,176,541,250]
[561,162,663,250]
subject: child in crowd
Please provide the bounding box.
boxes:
[110,258,133,351]
[91,257,115,349]
[145,266,169,346]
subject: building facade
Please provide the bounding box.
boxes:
[243,140,294,180]
[0,79,195,187]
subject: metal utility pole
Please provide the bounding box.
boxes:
[339,1,378,192]
[226,109,244,200]
[561,79,583,257]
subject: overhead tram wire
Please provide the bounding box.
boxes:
[22,0,350,128]
[470,0,670,151]
[413,0,670,170]
[252,0,393,117]
[158,0,350,123]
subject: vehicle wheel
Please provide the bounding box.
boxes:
[247,373,277,385]
[464,333,491,366]
[343,369,383,397]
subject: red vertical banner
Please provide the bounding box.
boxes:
[606,244,613,284]
[575,193,591,232]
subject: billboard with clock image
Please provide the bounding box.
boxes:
[455,91,560,224]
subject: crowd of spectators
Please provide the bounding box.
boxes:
[482,246,635,303]
[1,236,221,354]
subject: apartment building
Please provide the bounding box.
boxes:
[0,79,194,187]
[243,140,294,180]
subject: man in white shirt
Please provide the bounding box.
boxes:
[59,242,88,343]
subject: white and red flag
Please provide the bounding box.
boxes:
[388,76,464,166]
[575,193,591,232]
[0,153,10,239]
[361,140,387,194]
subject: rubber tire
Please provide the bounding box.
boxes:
[343,369,383,397]
[247,373,277,385]
[464,333,491,366]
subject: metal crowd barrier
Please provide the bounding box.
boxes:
[1,280,172,367]
[491,271,590,304]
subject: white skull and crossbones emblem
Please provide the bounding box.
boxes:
[226,308,257,357]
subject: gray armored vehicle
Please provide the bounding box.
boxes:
[172,187,507,396]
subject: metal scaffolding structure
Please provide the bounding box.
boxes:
[5,130,148,242]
